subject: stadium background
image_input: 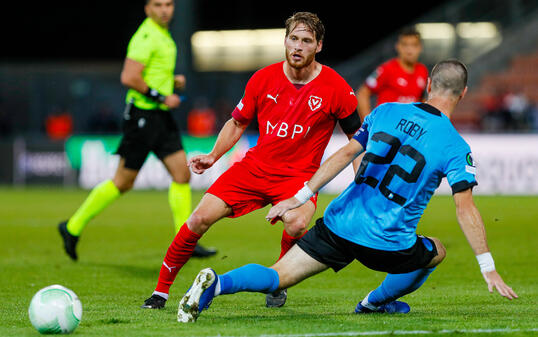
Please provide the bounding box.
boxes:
[1,1,537,336]
[0,0,538,194]
[1,0,537,194]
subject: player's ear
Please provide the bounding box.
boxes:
[460,86,468,100]
[426,78,432,94]
[316,40,323,53]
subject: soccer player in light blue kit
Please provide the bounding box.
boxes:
[176,60,517,322]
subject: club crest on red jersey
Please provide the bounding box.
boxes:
[308,95,323,111]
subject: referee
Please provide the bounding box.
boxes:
[58,0,216,260]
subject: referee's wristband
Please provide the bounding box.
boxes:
[294,182,314,205]
[145,87,166,103]
[476,252,495,273]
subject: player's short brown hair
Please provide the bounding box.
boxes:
[430,59,468,96]
[285,12,325,43]
[398,26,421,40]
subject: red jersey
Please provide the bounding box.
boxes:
[232,61,357,178]
[365,58,428,106]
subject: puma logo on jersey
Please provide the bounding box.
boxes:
[266,94,278,104]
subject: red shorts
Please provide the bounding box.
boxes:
[206,161,318,218]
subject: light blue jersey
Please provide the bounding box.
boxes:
[324,103,477,251]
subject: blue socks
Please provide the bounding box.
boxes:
[367,267,436,306]
[217,264,280,295]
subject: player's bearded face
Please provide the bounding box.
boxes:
[284,24,321,69]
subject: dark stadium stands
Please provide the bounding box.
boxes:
[452,50,538,131]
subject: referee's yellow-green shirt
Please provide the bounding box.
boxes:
[125,18,177,111]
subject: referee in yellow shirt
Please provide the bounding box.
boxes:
[58,0,216,260]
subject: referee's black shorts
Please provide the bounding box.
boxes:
[116,103,184,170]
[297,218,438,274]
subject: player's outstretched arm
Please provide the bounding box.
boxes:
[188,118,248,174]
[453,189,518,300]
[266,139,363,221]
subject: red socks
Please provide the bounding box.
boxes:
[155,224,201,294]
[154,225,306,294]
[278,229,308,260]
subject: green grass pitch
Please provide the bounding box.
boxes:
[0,187,536,336]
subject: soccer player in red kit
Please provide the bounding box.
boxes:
[356,27,428,121]
[141,12,361,310]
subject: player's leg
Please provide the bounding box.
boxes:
[177,244,328,322]
[58,158,138,260]
[357,236,446,314]
[144,161,272,308]
[142,193,231,309]
[220,244,328,295]
[162,149,191,233]
[266,199,316,307]
[178,217,353,321]
[59,103,152,260]
[280,199,316,259]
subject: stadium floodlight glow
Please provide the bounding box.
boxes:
[191,29,286,71]
[415,23,455,40]
[456,22,499,39]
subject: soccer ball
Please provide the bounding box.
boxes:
[28,285,82,334]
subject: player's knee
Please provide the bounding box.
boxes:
[284,215,308,237]
[186,211,212,234]
[113,179,134,193]
[427,237,446,267]
[172,168,190,184]
[183,169,191,182]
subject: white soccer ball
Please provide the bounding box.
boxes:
[28,285,82,334]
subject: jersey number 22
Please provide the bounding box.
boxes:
[355,131,426,206]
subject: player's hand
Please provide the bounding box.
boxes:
[164,94,181,109]
[481,270,518,300]
[266,197,302,223]
[174,75,186,90]
[188,154,216,174]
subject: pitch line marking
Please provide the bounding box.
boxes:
[211,328,538,337]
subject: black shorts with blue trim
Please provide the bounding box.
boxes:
[297,218,438,274]
[116,103,183,170]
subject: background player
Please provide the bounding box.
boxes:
[141,12,361,310]
[176,60,517,323]
[356,26,428,121]
[58,0,216,261]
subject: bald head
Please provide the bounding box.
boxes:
[429,60,468,97]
